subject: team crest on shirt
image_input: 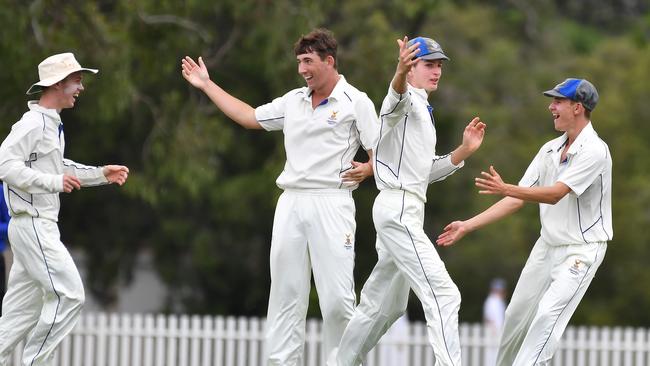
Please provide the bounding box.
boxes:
[326,111,339,125]
[344,234,353,250]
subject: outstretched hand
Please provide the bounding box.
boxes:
[436,220,468,247]
[103,165,129,186]
[461,117,486,153]
[475,166,508,195]
[181,56,210,89]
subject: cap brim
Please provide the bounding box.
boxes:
[543,89,566,98]
[418,52,449,61]
[26,67,99,95]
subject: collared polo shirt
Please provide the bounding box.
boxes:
[255,75,379,190]
[374,84,463,202]
[519,122,613,244]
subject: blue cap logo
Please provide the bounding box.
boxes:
[407,37,449,61]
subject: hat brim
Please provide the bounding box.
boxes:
[543,89,567,98]
[26,67,99,95]
[417,51,450,61]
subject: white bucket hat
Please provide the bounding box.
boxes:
[26,52,98,95]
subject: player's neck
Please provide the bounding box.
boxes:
[566,118,589,143]
[38,94,64,112]
[312,73,339,102]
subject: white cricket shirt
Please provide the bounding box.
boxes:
[519,122,613,245]
[255,75,379,190]
[374,85,463,202]
[0,102,107,221]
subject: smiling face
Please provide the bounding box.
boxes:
[297,51,336,93]
[55,72,85,109]
[408,59,443,92]
[548,97,580,132]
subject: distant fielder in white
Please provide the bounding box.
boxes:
[181,28,378,365]
[483,278,507,366]
[331,36,486,366]
[0,53,129,365]
[437,78,612,365]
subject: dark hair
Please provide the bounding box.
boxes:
[294,28,338,68]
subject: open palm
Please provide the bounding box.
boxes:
[462,117,486,152]
[181,56,210,89]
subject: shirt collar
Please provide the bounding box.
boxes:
[28,101,62,123]
[407,83,429,102]
[305,74,348,102]
[566,122,596,155]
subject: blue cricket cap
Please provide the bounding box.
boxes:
[407,36,449,61]
[543,78,599,111]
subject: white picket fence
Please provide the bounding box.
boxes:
[9,313,650,366]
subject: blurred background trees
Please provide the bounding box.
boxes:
[1,0,648,324]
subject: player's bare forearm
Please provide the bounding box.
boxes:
[437,196,523,246]
[465,196,524,232]
[200,80,261,130]
[475,166,570,204]
[501,182,571,204]
[182,55,260,129]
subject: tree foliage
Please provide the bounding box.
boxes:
[1,0,649,324]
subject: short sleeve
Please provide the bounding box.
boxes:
[353,96,379,151]
[518,147,544,187]
[255,94,287,131]
[557,147,606,196]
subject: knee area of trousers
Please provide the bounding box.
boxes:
[322,303,352,324]
[448,285,462,307]
[62,288,85,307]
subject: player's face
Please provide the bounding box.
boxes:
[409,59,443,92]
[297,52,334,91]
[548,97,578,132]
[57,72,85,109]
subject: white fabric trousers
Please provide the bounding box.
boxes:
[496,238,607,366]
[334,190,461,366]
[265,190,357,366]
[0,216,85,366]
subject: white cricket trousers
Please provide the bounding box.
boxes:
[0,216,85,366]
[265,189,357,366]
[334,190,461,366]
[496,238,606,366]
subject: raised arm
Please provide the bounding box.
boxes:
[181,56,261,130]
[449,117,486,166]
[428,117,486,183]
[391,36,420,94]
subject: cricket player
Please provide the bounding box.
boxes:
[181,28,378,365]
[0,53,129,365]
[437,78,611,365]
[331,36,486,366]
